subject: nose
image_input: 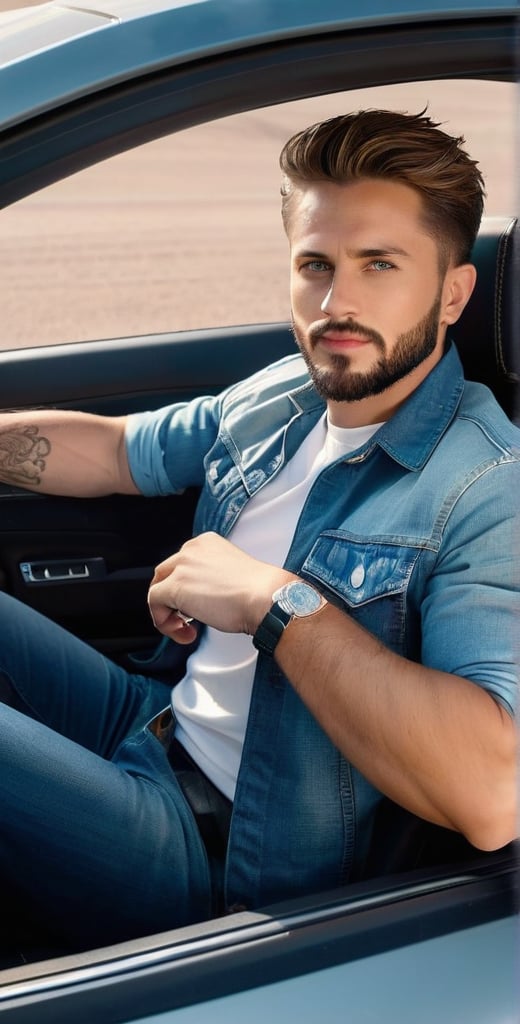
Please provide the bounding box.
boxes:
[320,268,359,319]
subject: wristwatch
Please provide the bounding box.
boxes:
[252,580,327,657]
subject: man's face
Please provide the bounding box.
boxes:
[288,177,449,424]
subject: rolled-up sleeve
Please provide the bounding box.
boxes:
[421,457,520,717]
[124,394,222,497]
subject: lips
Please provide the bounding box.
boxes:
[319,333,372,350]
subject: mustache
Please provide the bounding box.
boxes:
[309,317,386,350]
[308,318,385,350]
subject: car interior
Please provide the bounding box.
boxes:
[0,212,517,982]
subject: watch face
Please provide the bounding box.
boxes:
[279,581,323,616]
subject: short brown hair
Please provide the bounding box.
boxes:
[279,109,485,266]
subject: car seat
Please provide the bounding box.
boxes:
[451,216,519,424]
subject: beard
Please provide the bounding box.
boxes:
[292,295,442,403]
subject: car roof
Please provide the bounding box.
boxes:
[0,0,517,129]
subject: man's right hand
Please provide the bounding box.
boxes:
[148,532,293,643]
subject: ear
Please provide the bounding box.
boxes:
[440,263,477,326]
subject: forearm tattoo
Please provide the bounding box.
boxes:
[0,425,51,487]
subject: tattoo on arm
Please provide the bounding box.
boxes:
[0,425,51,487]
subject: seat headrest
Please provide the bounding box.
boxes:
[451,217,519,423]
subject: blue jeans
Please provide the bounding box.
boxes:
[0,592,212,952]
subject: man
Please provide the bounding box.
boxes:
[0,110,518,953]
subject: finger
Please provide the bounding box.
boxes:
[149,603,191,629]
[148,577,180,626]
[147,591,170,629]
[164,615,198,645]
[150,555,178,586]
[149,604,198,645]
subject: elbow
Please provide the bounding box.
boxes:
[467,822,517,854]
[463,786,519,853]
[464,711,519,852]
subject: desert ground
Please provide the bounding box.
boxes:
[1,0,517,350]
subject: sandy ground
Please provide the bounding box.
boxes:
[0,1,517,350]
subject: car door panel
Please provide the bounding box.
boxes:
[0,324,294,657]
[0,324,294,412]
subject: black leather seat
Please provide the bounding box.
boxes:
[452,216,519,424]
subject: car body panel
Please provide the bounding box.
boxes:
[0,860,516,1022]
[129,919,518,1024]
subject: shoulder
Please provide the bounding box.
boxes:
[428,381,520,491]
[432,383,520,542]
[456,381,520,459]
[220,353,313,411]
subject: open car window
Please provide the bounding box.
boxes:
[0,78,516,351]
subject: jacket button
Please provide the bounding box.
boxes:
[350,564,365,589]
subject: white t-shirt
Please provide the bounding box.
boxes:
[172,414,381,799]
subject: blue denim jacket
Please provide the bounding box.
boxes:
[126,344,519,909]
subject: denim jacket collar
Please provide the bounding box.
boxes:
[280,341,465,473]
[374,343,465,471]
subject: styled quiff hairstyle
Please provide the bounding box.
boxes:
[280,109,485,266]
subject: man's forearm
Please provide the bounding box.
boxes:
[0,411,138,497]
[275,602,518,851]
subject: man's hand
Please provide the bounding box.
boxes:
[147,532,293,644]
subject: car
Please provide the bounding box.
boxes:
[0,1,518,1021]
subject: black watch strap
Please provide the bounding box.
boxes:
[252,603,291,657]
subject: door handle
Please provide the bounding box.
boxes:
[19,558,106,584]
[19,559,153,586]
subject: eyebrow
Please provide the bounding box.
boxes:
[353,246,411,259]
[294,250,329,260]
[294,246,411,260]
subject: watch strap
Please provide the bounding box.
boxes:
[252,603,291,656]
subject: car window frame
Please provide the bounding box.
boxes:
[0,16,515,208]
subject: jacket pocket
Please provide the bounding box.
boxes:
[302,532,423,654]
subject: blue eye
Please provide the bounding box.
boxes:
[369,260,394,271]
[303,260,331,273]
